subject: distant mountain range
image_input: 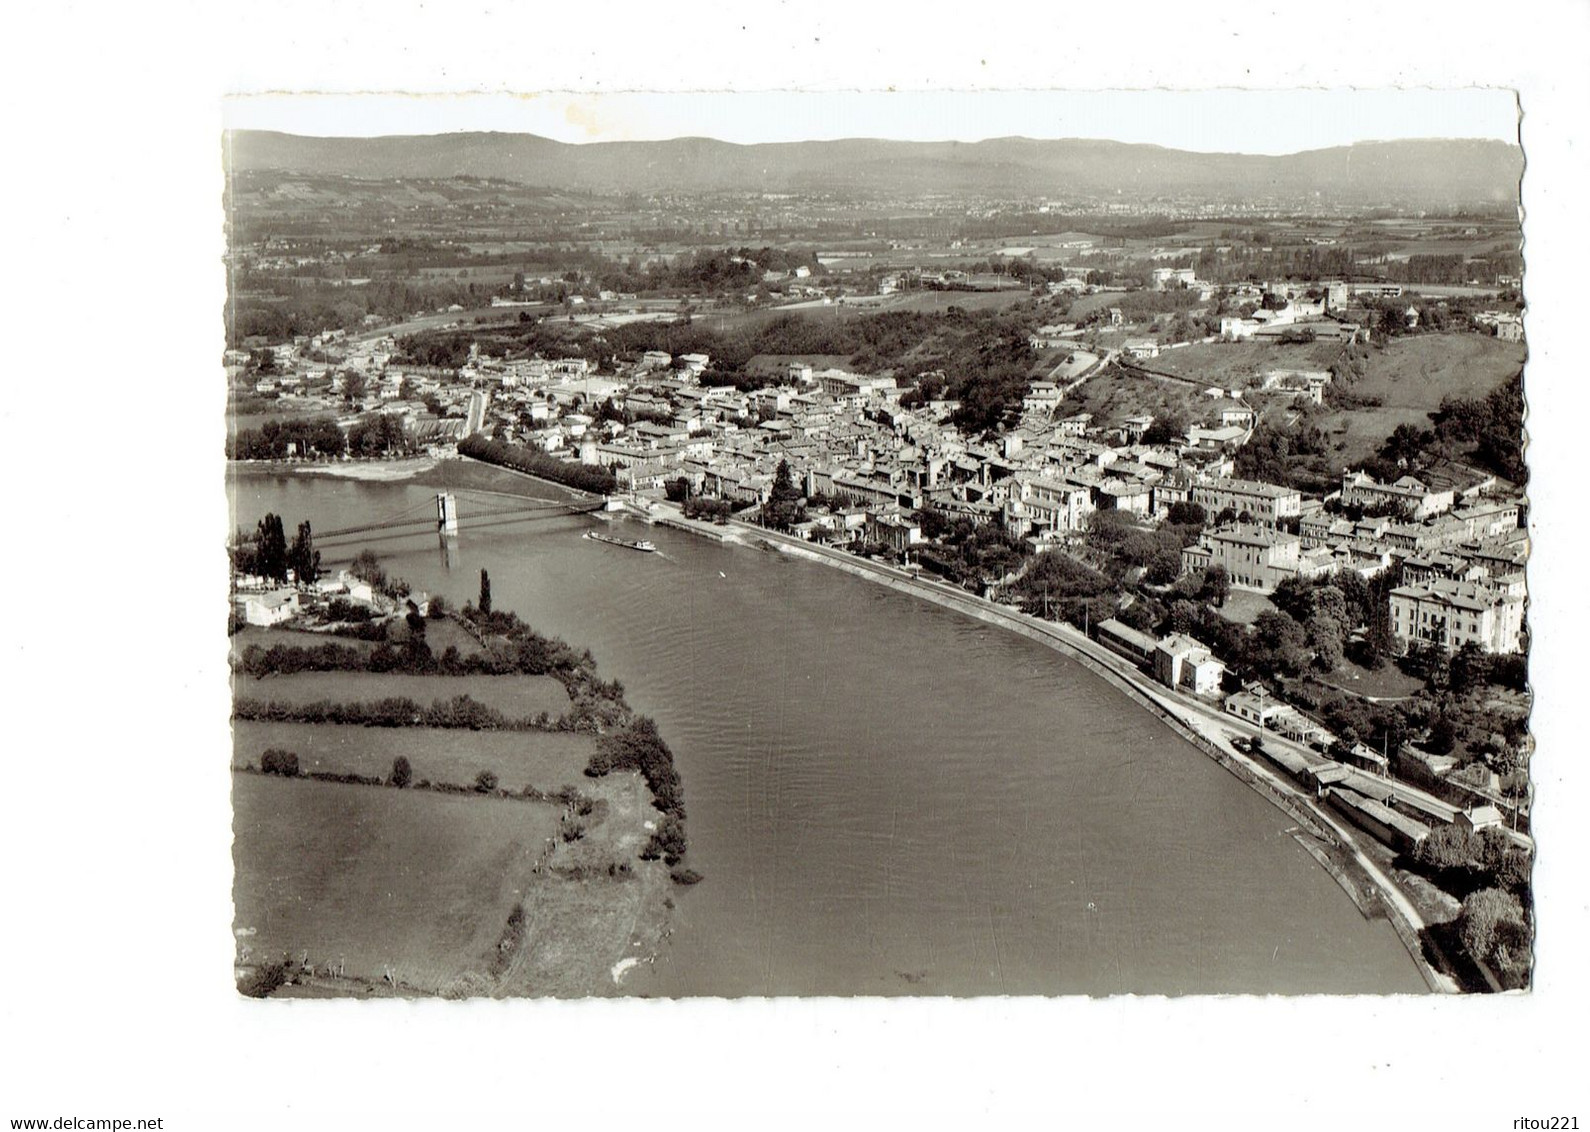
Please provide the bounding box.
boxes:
[225,131,1523,204]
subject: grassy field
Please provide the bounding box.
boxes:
[232,720,597,793]
[1142,340,1348,388]
[1318,332,1524,467]
[1312,658,1426,702]
[230,627,377,665]
[1348,333,1523,408]
[233,774,560,992]
[1214,589,1276,627]
[234,671,570,718]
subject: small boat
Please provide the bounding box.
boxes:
[585,530,657,553]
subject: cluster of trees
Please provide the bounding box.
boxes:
[458,434,618,495]
[233,513,320,585]
[346,413,415,457]
[915,511,1031,590]
[1084,508,1207,587]
[228,417,346,461]
[682,495,735,523]
[227,276,481,347]
[1233,417,1334,493]
[1268,572,1395,673]
[1006,549,1117,626]
[586,716,686,823]
[1430,373,1527,485]
[1456,886,1531,983]
[235,693,551,732]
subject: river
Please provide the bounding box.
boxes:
[231,464,1427,995]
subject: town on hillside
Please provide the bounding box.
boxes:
[228,144,1531,990]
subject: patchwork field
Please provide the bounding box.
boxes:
[233,774,560,993]
[234,671,571,718]
[232,720,597,794]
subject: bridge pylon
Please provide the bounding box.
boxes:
[436,492,459,535]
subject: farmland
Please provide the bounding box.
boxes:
[233,774,560,994]
[229,626,377,664]
[233,671,571,719]
[232,720,597,794]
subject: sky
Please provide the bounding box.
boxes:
[222,88,1521,155]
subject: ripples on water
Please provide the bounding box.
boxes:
[232,470,1426,995]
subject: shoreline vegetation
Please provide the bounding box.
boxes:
[632,495,1464,993]
[231,548,695,999]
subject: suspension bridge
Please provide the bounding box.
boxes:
[309,490,610,554]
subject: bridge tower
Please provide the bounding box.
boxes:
[436,492,458,535]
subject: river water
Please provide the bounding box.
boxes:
[231,465,1426,995]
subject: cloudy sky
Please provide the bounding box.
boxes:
[224,88,1520,156]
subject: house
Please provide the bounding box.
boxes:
[1388,577,1526,655]
[1022,382,1063,414]
[1190,477,1302,528]
[1185,424,1248,450]
[1455,805,1506,835]
[865,511,922,553]
[1339,470,1454,520]
[1225,684,1283,727]
[1003,473,1091,539]
[1181,524,1308,593]
[1123,339,1161,360]
[1095,479,1152,516]
[1056,413,1093,438]
[337,570,375,604]
[235,588,300,627]
[1153,634,1225,696]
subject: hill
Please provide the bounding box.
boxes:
[225,132,1523,206]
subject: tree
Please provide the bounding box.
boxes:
[474,770,499,793]
[762,459,806,531]
[260,748,299,777]
[1458,887,1526,967]
[478,568,492,615]
[1165,501,1206,528]
[390,756,413,788]
[1252,609,1310,676]
[1200,565,1230,608]
[286,520,320,585]
[254,514,288,583]
[1307,613,1345,673]
[349,549,386,590]
[1425,711,1459,756]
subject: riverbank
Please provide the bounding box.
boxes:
[229,456,439,482]
[631,496,1456,993]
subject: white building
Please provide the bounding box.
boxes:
[1389,578,1526,655]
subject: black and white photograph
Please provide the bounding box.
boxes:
[7,2,1589,1127]
[223,91,1531,1000]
